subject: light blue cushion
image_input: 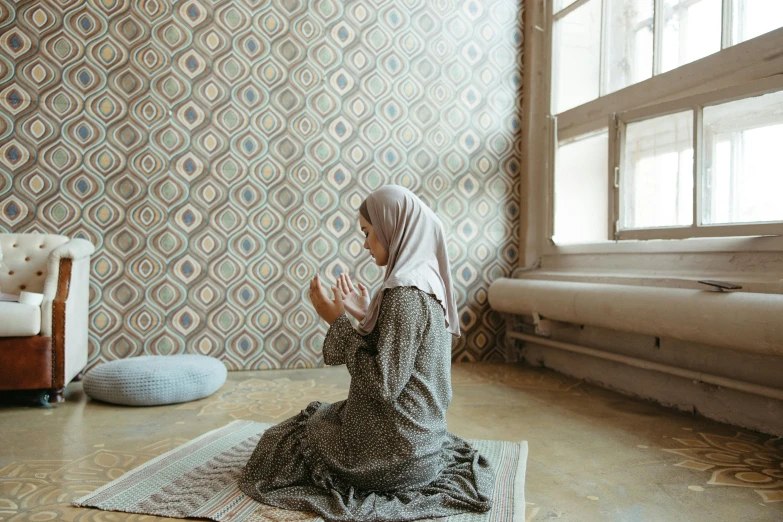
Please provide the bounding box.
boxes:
[83,355,227,406]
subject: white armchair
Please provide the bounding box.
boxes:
[0,233,94,404]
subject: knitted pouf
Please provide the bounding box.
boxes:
[83,355,227,406]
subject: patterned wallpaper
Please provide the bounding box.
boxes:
[0,0,522,370]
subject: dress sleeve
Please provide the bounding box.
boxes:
[322,313,368,366]
[345,287,426,403]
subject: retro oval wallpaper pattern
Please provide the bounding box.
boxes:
[0,0,523,370]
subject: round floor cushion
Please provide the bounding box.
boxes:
[83,355,227,406]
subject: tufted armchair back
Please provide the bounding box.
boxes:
[0,234,70,295]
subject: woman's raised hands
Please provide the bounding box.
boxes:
[336,273,370,321]
[308,274,344,325]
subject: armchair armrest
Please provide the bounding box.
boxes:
[41,239,96,305]
[50,238,95,263]
[40,239,94,387]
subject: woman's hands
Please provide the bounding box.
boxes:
[308,273,370,325]
[308,274,345,325]
[335,273,370,321]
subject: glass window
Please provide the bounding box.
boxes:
[553,0,601,113]
[622,111,694,229]
[661,0,722,73]
[702,89,783,224]
[554,131,609,244]
[731,0,783,44]
[547,0,783,241]
[554,0,581,12]
[605,0,654,94]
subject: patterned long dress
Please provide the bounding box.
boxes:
[239,286,495,521]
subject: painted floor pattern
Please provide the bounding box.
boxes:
[1,362,781,522]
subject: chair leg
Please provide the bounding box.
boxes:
[48,388,65,403]
[36,390,54,407]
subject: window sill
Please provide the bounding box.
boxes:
[524,235,783,295]
[543,234,783,255]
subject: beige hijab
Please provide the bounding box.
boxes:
[356,185,461,337]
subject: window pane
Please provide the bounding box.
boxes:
[554,0,580,12]
[661,0,722,73]
[622,111,694,229]
[703,90,783,225]
[554,131,609,244]
[732,0,783,44]
[605,0,654,94]
[553,0,601,114]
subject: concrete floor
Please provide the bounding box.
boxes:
[0,362,781,521]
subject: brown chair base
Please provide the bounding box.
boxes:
[0,335,72,407]
[0,387,64,407]
[0,336,54,390]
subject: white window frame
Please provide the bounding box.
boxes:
[613,74,783,240]
[553,0,735,111]
[544,0,783,250]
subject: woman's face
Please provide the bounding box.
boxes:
[359,214,388,266]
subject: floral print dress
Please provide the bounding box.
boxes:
[239,286,495,521]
